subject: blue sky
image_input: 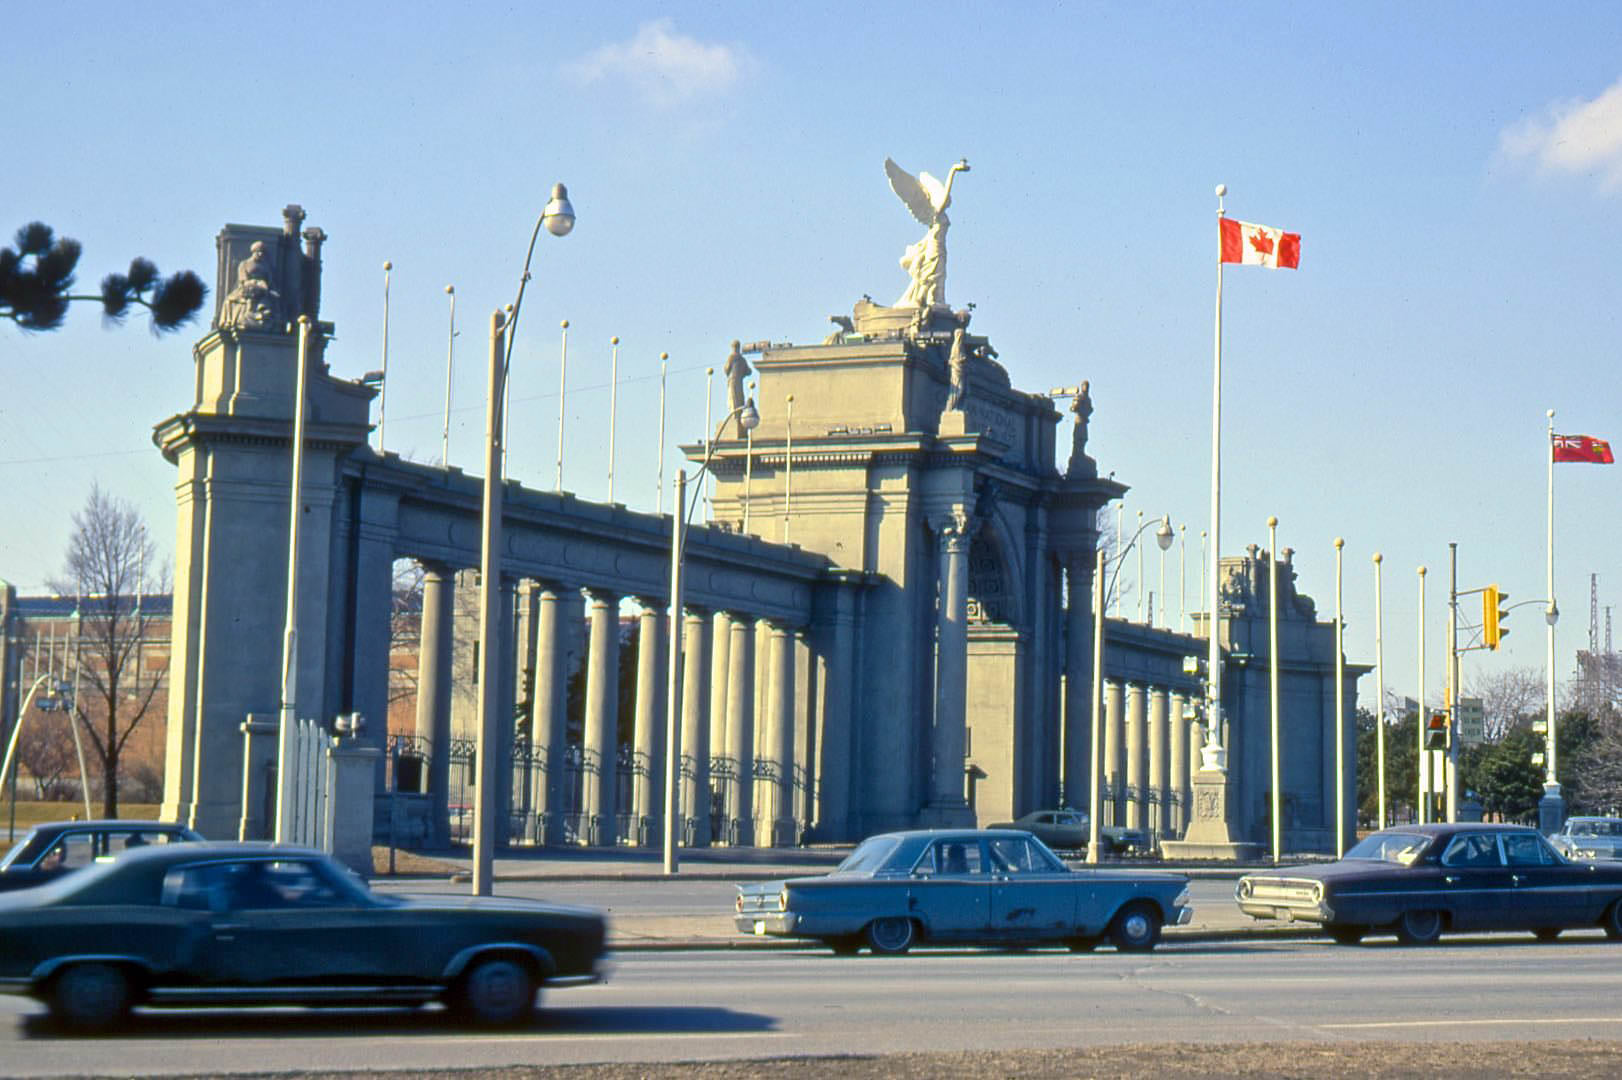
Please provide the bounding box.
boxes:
[4,1,1621,709]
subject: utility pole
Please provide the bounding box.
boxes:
[1447,543,1460,824]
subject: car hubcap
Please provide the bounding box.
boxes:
[872,919,910,951]
[1122,913,1149,942]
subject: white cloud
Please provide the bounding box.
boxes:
[564,20,757,109]
[1500,76,1622,191]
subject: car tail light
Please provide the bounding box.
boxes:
[778,888,790,911]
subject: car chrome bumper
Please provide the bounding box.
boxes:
[736,912,800,936]
[1237,899,1333,923]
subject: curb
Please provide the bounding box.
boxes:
[605,925,1326,952]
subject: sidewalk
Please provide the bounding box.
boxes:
[373,845,1325,951]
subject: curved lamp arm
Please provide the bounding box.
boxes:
[678,398,760,531]
[1104,514,1174,610]
[499,183,576,404]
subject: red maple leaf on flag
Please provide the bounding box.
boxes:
[1247,229,1275,256]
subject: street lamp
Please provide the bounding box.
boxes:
[1,674,73,840]
[663,398,761,873]
[1088,513,1173,863]
[473,183,575,898]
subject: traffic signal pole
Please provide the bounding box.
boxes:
[1447,543,1460,824]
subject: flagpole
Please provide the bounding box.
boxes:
[1207,184,1227,761]
[1546,408,1559,802]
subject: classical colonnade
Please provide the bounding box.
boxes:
[409,564,822,849]
[1097,679,1200,840]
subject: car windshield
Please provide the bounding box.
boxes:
[0,829,41,871]
[836,836,902,874]
[1572,820,1622,837]
[1344,831,1431,865]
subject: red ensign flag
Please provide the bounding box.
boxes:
[1552,434,1615,464]
[1220,218,1301,269]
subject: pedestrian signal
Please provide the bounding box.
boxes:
[1425,712,1449,751]
[1483,585,1510,649]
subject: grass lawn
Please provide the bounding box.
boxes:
[0,800,161,837]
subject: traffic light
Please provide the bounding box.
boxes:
[1483,585,1511,649]
[1425,712,1449,751]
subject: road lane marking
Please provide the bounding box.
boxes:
[1323,1017,1622,1030]
[405,1031,800,1046]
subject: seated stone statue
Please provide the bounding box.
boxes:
[219,241,284,331]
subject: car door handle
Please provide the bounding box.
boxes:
[1444,875,1458,884]
[1511,874,1525,885]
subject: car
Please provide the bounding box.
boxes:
[0,841,607,1030]
[1235,822,1622,945]
[0,819,203,893]
[1549,816,1622,861]
[986,808,1149,854]
[735,828,1192,955]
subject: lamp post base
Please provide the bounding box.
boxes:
[1539,783,1566,836]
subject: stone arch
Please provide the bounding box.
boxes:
[967,508,1023,630]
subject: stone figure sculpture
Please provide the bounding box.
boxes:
[885,157,969,309]
[1065,381,1095,479]
[218,240,284,331]
[724,339,751,435]
[945,327,969,411]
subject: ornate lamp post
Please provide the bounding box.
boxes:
[473,183,575,897]
[663,398,761,873]
[1088,514,1173,863]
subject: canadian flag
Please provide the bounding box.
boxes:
[1220,218,1301,269]
[1552,434,1615,464]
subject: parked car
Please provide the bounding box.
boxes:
[0,842,607,1030]
[987,808,1148,854]
[1549,816,1622,861]
[1235,823,1622,945]
[736,828,1191,954]
[0,820,203,893]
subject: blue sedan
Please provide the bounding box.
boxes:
[736,829,1192,954]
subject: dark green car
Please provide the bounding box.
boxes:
[0,842,606,1030]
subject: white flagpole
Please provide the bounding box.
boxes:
[1207,184,1227,757]
[1373,552,1386,829]
[1546,408,1559,795]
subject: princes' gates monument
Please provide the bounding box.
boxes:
[158,172,1361,857]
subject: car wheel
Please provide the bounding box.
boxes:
[826,936,862,956]
[455,957,536,1027]
[49,963,131,1031]
[1394,909,1443,945]
[1534,927,1562,943]
[864,917,916,955]
[1604,899,1622,940]
[1328,925,1365,946]
[1108,902,1162,952]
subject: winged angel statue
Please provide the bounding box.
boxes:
[886,157,969,309]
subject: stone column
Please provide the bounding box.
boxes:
[724,614,756,845]
[1169,691,1188,836]
[709,610,732,779]
[765,620,797,847]
[632,599,666,846]
[582,589,620,846]
[1125,682,1147,830]
[532,583,571,846]
[494,576,519,849]
[679,608,712,847]
[928,511,973,820]
[1062,552,1094,810]
[814,581,858,841]
[414,562,455,847]
[513,580,541,835]
[1149,687,1169,840]
[1104,680,1125,825]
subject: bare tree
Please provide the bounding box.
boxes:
[390,560,425,709]
[49,485,167,818]
[16,709,77,800]
[1467,666,1545,742]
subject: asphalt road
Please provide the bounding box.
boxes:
[6,934,1622,1076]
[370,877,1241,919]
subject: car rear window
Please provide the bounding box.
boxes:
[837,836,901,874]
[1345,832,1431,865]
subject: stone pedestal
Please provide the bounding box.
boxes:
[1160,740,1263,861]
[1539,783,1566,836]
[324,741,381,878]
